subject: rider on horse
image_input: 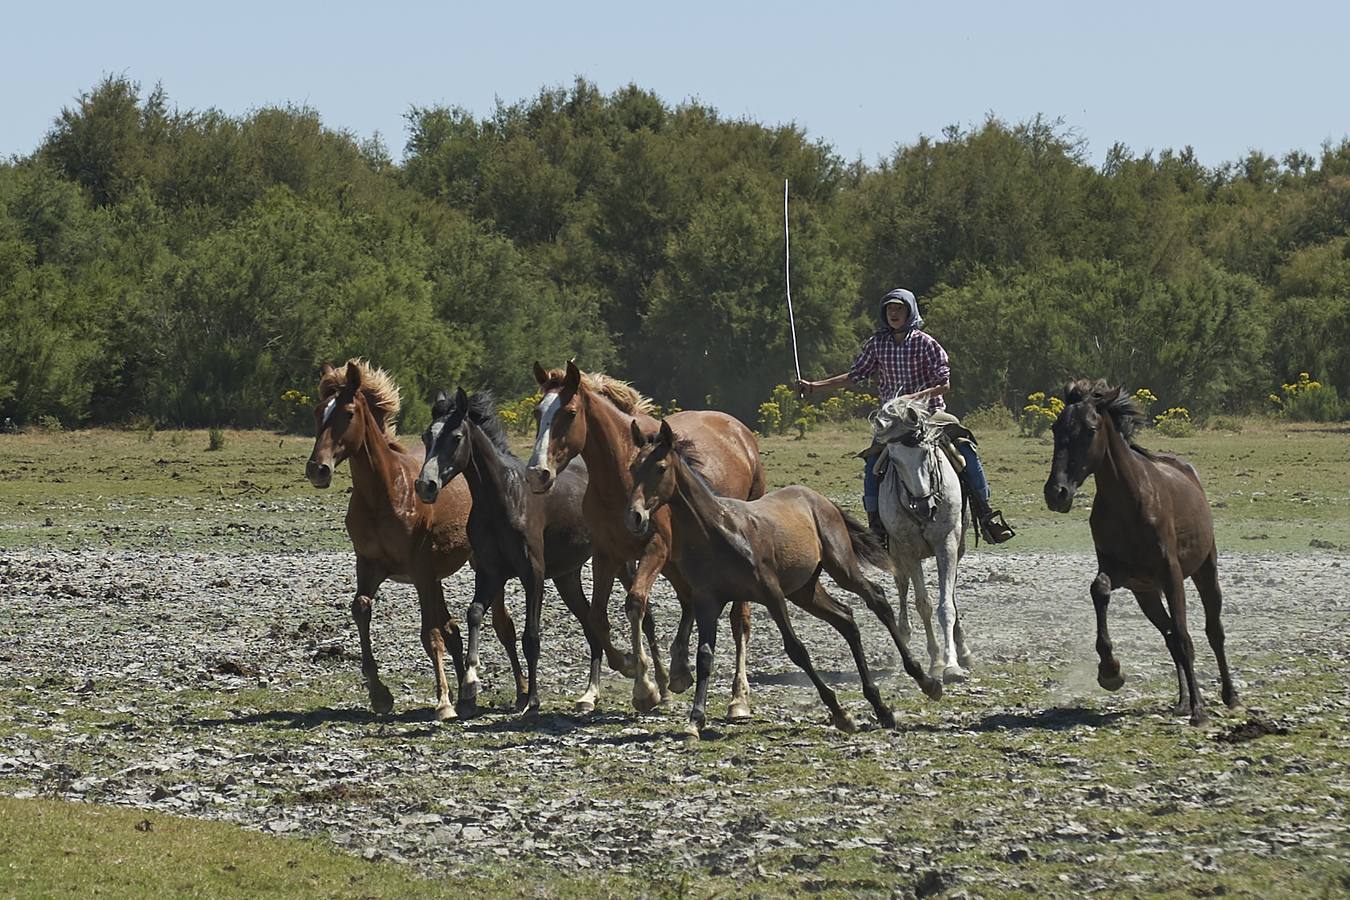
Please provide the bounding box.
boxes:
[797,288,1015,546]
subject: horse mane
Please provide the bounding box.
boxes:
[318,359,401,437]
[669,436,704,472]
[459,390,513,457]
[539,367,656,416]
[871,396,936,442]
[1062,379,1147,445]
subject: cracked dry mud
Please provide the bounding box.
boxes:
[1,548,1347,895]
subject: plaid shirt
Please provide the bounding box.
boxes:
[848,329,951,410]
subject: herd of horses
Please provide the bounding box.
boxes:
[305,359,1240,739]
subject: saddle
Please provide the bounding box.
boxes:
[858,419,974,480]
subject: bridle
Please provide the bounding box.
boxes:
[871,403,946,524]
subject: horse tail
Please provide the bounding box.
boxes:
[839,505,894,573]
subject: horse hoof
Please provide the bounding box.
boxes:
[682,722,702,743]
[574,699,596,715]
[922,678,944,702]
[877,708,897,730]
[831,711,858,734]
[369,689,395,716]
[725,700,752,724]
[632,683,662,714]
[435,703,458,722]
[957,654,975,671]
[1097,672,1126,692]
[1189,710,1209,727]
[668,666,693,695]
[942,666,968,684]
[521,703,540,719]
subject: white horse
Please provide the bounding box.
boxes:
[871,397,974,683]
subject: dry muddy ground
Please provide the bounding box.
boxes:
[1,548,1348,896]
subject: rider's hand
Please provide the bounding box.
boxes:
[796,379,814,396]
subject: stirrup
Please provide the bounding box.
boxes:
[979,510,1015,544]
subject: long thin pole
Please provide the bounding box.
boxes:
[784,179,802,385]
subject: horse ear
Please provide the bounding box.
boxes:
[533,361,548,387]
[345,361,363,391]
[564,359,581,391]
[658,419,675,446]
[630,419,645,447]
[431,390,451,419]
[455,386,469,411]
[320,363,335,379]
[1103,386,1122,404]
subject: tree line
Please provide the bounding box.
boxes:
[2,76,1346,433]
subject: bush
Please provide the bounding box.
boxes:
[35,415,64,433]
[1155,407,1194,437]
[962,403,1015,433]
[1272,372,1343,422]
[1019,392,1063,437]
[277,389,314,434]
[207,427,226,451]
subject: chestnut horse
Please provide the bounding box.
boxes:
[1043,380,1239,725]
[525,361,765,720]
[305,360,523,720]
[627,420,943,737]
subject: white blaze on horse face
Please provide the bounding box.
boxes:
[321,396,337,427]
[420,420,445,484]
[528,392,561,472]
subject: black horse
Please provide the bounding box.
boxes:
[414,389,614,714]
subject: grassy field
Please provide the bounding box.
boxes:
[1,418,1348,897]
[2,417,1347,553]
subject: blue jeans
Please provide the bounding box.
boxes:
[863,441,990,512]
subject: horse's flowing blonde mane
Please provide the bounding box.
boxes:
[317,359,401,436]
[870,396,934,442]
[540,367,655,416]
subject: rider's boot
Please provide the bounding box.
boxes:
[961,475,1016,544]
[866,508,889,551]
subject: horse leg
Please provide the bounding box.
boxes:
[1091,572,1125,691]
[1134,584,1205,725]
[639,596,671,704]
[892,568,913,652]
[686,598,725,740]
[352,558,394,714]
[521,567,545,715]
[726,599,753,723]
[625,545,668,714]
[763,594,856,733]
[460,575,504,716]
[789,582,895,729]
[589,554,635,677]
[1192,552,1241,710]
[1161,567,1206,726]
[908,562,943,679]
[933,534,967,683]
[554,569,604,713]
[828,553,942,702]
[666,595,696,695]
[415,573,458,721]
[488,586,529,711]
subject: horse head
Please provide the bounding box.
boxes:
[415,387,472,503]
[626,418,678,538]
[526,360,586,494]
[1044,379,1133,512]
[873,398,944,522]
[307,360,393,489]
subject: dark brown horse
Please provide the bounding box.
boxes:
[305,360,523,720]
[627,420,942,737]
[1043,380,1239,725]
[414,388,607,714]
[524,361,765,720]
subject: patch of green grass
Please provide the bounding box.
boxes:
[2,421,1346,553]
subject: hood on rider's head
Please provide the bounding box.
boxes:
[878,288,924,333]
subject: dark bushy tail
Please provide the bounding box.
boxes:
[839,506,893,573]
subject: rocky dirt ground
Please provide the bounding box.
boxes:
[1,547,1347,896]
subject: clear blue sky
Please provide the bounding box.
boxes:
[4,0,1347,169]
